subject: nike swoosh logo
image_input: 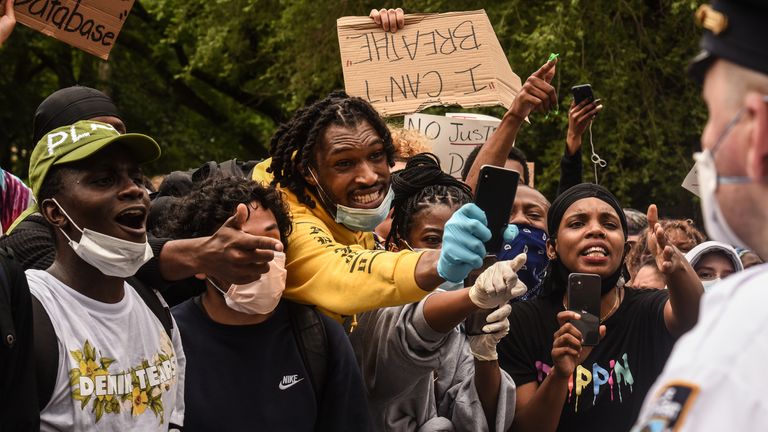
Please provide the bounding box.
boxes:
[278,378,304,390]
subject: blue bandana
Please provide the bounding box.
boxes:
[497,224,549,301]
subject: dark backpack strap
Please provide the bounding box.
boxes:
[128,277,173,340]
[286,301,328,404]
[31,296,57,410]
[0,257,16,348]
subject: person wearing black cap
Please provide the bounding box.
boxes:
[0,86,282,302]
[634,1,768,430]
[497,183,703,432]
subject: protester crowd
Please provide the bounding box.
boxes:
[1,1,767,431]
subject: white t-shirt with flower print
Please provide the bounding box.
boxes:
[27,269,185,431]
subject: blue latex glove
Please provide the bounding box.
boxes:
[503,224,519,243]
[438,203,492,282]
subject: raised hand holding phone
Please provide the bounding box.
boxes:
[474,165,520,254]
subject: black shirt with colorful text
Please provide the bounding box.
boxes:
[498,287,673,432]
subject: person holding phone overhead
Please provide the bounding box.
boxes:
[497,183,704,432]
[350,154,525,431]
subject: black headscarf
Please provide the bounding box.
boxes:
[32,86,122,144]
[542,183,629,296]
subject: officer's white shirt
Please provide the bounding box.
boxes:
[633,263,768,431]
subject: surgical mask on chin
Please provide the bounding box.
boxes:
[308,167,393,232]
[701,278,721,291]
[52,198,153,278]
[335,187,394,232]
[694,150,748,248]
[209,252,287,315]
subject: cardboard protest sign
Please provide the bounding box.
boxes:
[337,10,522,117]
[13,0,135,60]
[404,112,501,178]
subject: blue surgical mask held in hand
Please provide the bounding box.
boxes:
[497,224,549,301]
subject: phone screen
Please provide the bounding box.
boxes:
[567,273,601,346]
[474,165,520,254]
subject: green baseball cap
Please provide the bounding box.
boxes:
[8,120,160,232]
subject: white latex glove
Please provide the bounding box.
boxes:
[469,304,512,361]
[468,253,527,309]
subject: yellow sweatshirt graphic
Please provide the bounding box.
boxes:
[253,159,428,322]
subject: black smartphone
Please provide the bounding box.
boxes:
[566,273,601,346]
[474,165,520,254]
[571,84,595,105]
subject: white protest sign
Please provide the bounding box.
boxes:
[337,10,522,117]
[404,112,501,178]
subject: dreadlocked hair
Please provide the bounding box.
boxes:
[386,153,473,248]
[267,90,396,208]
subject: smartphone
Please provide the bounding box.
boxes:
[566,273,601,346]
[571,84,595,105]
[474,165,520,254]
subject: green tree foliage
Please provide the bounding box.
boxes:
[0,0,705,216]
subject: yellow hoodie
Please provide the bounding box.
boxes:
[253,159,428,323]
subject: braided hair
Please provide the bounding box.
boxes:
[386,153,473,247]
[268,91,396,208]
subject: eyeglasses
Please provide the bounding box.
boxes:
[706,95,768,186]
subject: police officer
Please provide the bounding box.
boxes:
[634,1,768,430]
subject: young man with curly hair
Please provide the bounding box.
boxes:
[159,176,372,431]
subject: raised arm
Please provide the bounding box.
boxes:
[646,204,704,337]
[557,99,603,195]
[0,0,16,47]
[465,59,558,193]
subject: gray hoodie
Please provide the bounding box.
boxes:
[349,294,516,432]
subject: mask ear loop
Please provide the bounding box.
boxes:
[307,167,338,216]
[206,277,229,297]
[49,198,85,243]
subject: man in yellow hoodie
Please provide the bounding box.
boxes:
[252,91,497,324]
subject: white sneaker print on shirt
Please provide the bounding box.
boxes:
[279,374,305,390]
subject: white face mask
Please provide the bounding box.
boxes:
[209,252,287,315]
[694,149,748,248]
[51,198,153,278]
[308,168,393,232]
[334,187,394,232]
[701,278,721,291]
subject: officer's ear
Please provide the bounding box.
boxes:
[745,93,768,181]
